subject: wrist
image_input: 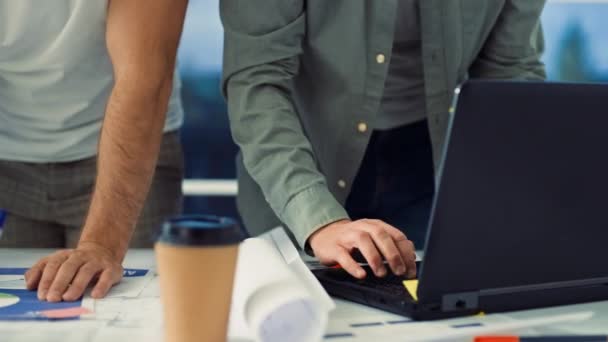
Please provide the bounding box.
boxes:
[79,207,135,262]
[307,219,350,251]
[78,227,129,262]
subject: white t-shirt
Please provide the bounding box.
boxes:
[0,0,183,162]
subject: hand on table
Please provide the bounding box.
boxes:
[24,242,124,302]
[308,219,417,279]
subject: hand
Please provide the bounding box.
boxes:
[308,219,417,279]
[25,242,124,302]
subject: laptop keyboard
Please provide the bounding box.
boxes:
[354,270,411,297]
[319,265,413,298]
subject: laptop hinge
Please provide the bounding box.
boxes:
[441,291,479,312]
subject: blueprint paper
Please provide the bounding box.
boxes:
[0,321,100,342]
[0,267,152,297]
[0,275,26,290]
[0,288,83,320]
[0,267,151,321]
[323,311,593,342]
[228,227,334,342]
[0,268,85,320]
[104,269,154,298]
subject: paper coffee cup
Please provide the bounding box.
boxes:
[155,215,244,342]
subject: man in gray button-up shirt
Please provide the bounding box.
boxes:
[221,0,546,279]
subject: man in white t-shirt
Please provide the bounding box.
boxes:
[0,0,188,301]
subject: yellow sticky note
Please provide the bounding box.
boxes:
[403,280,419,302]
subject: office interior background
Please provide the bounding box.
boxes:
[177,0,608,221]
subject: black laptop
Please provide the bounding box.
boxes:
[313,80,608,320]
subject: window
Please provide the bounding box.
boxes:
[542,1,608,82]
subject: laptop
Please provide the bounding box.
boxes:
[313,80,608,320]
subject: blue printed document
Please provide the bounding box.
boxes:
[0,267,152,320]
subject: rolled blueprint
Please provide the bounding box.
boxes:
[228,228,334,342]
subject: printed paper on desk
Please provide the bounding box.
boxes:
[325,311,593,342]
[228,227,334,342]
[0,275,26,290]
[103,269,154,299]
[0,321,101,342]
[0,289,87,320]
[0,267,151,321]
[0,269,29,290]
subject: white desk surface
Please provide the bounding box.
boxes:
[1,249,608,342]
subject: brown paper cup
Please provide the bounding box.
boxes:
[155,215,243,342]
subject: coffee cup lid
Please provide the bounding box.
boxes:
[158,215,244,246]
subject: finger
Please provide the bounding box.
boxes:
[371,220,417,276]
[25,260,47,290]
[62,263,103,301]
[37,254,70,301]
[361,224,406,276]
[352,231,386,277]
[335,248,366,279]
[370,219,410,242]
[91,267,122,299]
[396,238,417,278]
[47,255,86,302]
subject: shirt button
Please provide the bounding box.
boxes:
[376,54,386,64]
[337,180,347,189]
[357,122,368,133]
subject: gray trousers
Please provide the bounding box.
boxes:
[0,132,183,248]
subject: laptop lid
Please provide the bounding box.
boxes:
[417,80,608,313]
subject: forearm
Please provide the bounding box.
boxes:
[79,78,173,261]
[25,0,187,302]
[222,1,347,246]
[226,62,349,248]
[77,0,186,261]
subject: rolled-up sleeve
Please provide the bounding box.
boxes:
[220,0,349,247]
[469,0,547,80]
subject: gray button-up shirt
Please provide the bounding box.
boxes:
[378,0,426,129]
[221,0,546,248]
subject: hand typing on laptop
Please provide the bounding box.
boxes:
[308,219,417,280]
